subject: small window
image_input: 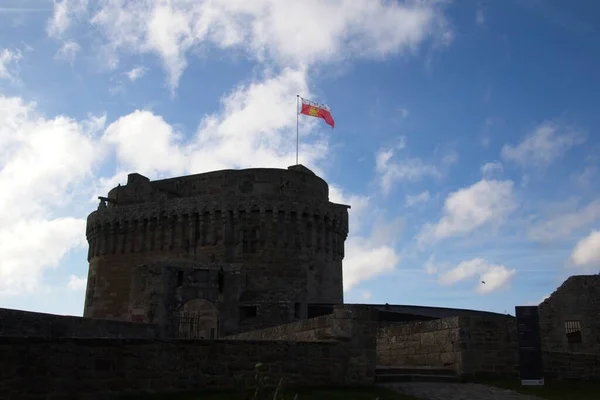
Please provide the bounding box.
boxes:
[177,271,184,286]
[294,302,301,319]
[565,320,582,344]
[240,306,257,319]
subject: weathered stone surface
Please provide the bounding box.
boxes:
[459,315,519,379]
[376,315,520,379]
[543,350,600,380]
[0,337,373,400]
[538,275,600,355]
[0,307,161,338]
[84,166,350,336]
[377,317,463,371]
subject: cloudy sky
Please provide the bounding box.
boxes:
[1,0,599,316]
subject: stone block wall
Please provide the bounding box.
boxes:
[225,305,378,346]
[0,337,373,400]
[224,313,337,341]
[376,315,518,378]
[0,308,161,338]
[538,275,600,354]
[459,315,518,378]
[543,351,600,380]
[377,317,462,370]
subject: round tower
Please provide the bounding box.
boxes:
[84,165,349,334]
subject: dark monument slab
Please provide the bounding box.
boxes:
[515,305,544,386]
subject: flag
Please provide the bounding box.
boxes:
[299,97,335,128]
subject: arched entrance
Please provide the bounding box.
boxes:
[177,299,219,339]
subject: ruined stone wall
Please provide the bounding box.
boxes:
[0,308,161,338]
[0,337,373,400]
[538,275,600,354]
[84,166,349,328]
[377,317,462,370]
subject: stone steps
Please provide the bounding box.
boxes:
[375,365,460,383]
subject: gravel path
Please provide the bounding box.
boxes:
[380,382,545,400]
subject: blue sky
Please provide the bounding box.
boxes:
[1,0,599,317]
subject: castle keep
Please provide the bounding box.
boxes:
[84,165,350,337]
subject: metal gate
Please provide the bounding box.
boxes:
[176,312,216,339]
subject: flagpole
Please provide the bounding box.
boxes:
[296,95,299,165]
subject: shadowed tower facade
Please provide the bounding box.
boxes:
[84,165,349,336]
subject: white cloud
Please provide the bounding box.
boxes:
[0,96,103,295]
[344,236,400,291]
[475,9,485,25]
[125,66,147,81]
[481,161,503,179]
[572,165,597,187]
[104,110,188,176]
[0,48,23,82]
[328,186,401,291]
[47,0,88,38]
[53,0,451,91]
[438,257,516,294]
[398,108,409,119]
[405,191,430,207]
[360,291,372,301]
[569,230,600,269]
[528,200,600,242]
[375,147,445,194]
[67,274,87,291]
[54,41,80,64]
[424,255,438,275]
[101,68,326,179]
[419,179,516,243]
[501,122,585,168]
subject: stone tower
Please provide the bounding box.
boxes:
[84,165,349,336]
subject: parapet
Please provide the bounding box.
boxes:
[102,166,331,210]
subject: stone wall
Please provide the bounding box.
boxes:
[0,307,161,338]
[543,351,600,380]
[377,317,462,370]
[538,275,600,354]
[224,313,337,341]
[376,315,518,378]
[225,305,378,347]
[459,315,518,378]
[0,337,373,400]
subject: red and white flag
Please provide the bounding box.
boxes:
[299,97,335,128]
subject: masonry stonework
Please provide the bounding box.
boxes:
[84,165,350,336]
[0,337,373,400]
[376,315,519,379]
[538,275,600,355]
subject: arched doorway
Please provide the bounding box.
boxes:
[177,299,219,339]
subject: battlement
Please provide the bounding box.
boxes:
[100,165,331,210]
